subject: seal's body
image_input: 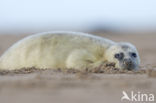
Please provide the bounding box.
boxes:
[0,31,140,70]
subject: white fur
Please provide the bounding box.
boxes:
[0,31,140,70]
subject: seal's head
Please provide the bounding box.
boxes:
[105,42,140,70]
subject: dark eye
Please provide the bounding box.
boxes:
[114,53,124,60]
[115,53,120,58]
[131,53,137,58]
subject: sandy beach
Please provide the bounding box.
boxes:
[0,33,156,103]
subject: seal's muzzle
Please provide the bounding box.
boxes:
[123,58,134,70]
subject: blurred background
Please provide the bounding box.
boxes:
[0,0,156,34]
[0,1,156,103]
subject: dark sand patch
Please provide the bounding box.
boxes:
[0,62,153,77]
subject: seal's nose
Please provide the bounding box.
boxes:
[123,58,133,70]
[123,58,132,65]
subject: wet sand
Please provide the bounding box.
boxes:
[0,33,156,103]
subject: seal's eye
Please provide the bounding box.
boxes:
[131,52,137,58]
[114,52,124,60]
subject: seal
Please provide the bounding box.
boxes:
[0,31,140,70]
